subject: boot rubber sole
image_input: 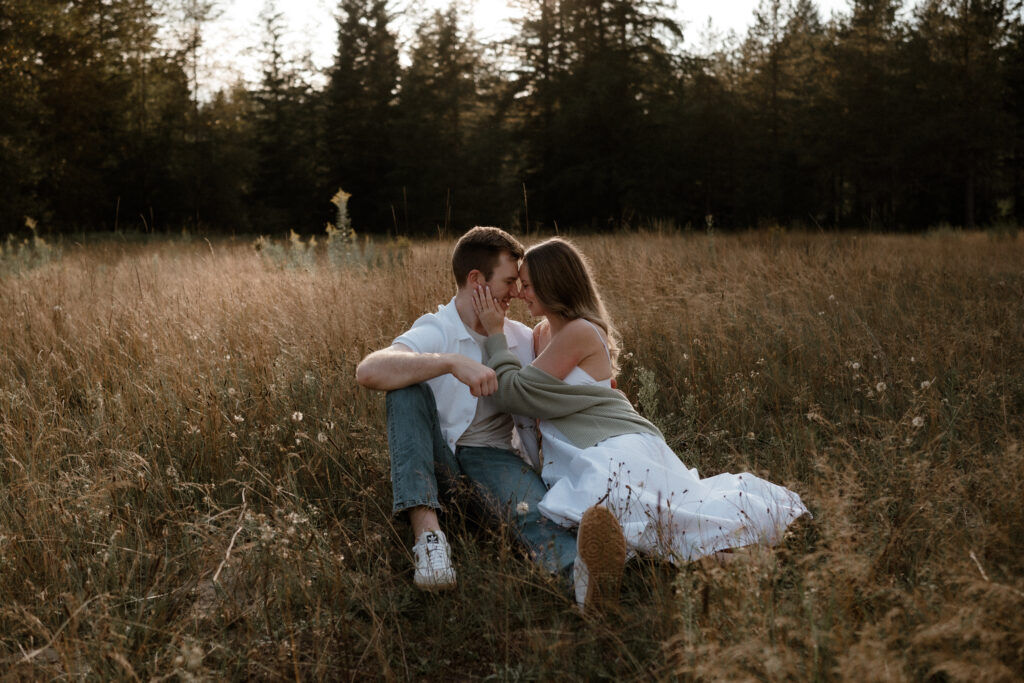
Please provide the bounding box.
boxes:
[577,505,626,614]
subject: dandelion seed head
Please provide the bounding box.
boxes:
[317,432,327,443]
[876,381,887,392]
[516,501,529,515]
[920,380,931,389]
[852,362,861,370]
[912,416,925,428]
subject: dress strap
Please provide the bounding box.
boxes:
[581,319,612,364]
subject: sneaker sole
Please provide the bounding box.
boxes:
[577,505,626,614]
[414,576,457,592]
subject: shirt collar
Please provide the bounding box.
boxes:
[438,296,520,348]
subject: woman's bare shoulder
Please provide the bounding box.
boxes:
[532,318,552,355]
[556,318,605,351]
[564,317,605,342]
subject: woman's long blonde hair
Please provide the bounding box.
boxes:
[524,238,621,372]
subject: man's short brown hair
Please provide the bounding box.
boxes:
[451,226,525,286]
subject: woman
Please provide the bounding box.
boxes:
[472,238,808,563]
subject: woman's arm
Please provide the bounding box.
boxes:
[473,287,605,381]
[482,334,615,419]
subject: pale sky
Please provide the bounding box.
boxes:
[198,0,854,92]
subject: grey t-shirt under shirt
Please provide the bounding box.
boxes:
[456,326,515,450]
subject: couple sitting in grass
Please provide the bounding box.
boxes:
[356,227,808,611]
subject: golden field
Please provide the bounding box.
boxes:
[0,229,1022,680]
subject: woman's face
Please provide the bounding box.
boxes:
[518,263,548,317]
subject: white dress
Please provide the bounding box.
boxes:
[536,327,808,562]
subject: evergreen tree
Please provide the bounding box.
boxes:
[251,3,322,231]
[828,0,911,228]
[511,0,683,227]
[394,4,505,232]
[913,0,1018,227]
[0,0,51,231]
[325,0,400,231]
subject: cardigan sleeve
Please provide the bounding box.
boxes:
[482,333,630,419]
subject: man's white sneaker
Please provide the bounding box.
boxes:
[412,530,457,591]
[574,505,626,614]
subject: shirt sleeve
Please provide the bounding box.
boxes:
[393,313,447,354]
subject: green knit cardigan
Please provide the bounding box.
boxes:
[483,333,663,449]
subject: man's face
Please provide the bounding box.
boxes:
[481,251,522,311]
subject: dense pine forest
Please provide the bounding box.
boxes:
[2,0,1022,234]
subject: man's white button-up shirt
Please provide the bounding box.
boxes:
[394,297,541,470]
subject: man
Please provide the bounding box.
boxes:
[355,226,623,610]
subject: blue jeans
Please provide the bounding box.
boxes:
[387,383,577,575]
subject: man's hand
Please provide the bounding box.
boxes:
[450,355,499,397]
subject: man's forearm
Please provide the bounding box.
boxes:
[355,348,455,391]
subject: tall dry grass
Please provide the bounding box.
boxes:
[0,230,1021,680]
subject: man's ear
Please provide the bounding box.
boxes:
[467,269,484,287]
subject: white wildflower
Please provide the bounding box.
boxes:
[920,380,931,390]
[227,387,237,396]
[852,361,861,370]
[516,501,529,515]
[292,411,303,422]
[912,416,925,428]
[233,414,244,423]
[317,432,328,443]
[876,381,887,393]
